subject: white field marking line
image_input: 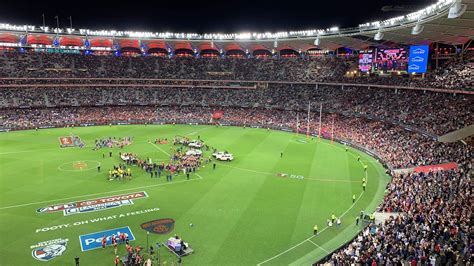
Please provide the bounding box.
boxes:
[195,173,204,180]
[150,142,171,156]
[57,160,101,172]
[256,184,366,266]
[216,162,359,183]
[257,153,370,265]
[216,162,271,176]
[307,239,330,255]
[0,174,203,211]
[186,127,210,136]
[0,148,58,155]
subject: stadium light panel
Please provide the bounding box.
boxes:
[448,1,467,18]
[411,24,424,35]
[374,31,384,41]
[314,38,320,46]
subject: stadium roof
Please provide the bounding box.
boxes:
[0,0,472,52]
[308,0,474,50]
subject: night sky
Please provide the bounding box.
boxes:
[0,0,435,33]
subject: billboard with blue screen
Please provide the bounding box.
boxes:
[408,45,429,73]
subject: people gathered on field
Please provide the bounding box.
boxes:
[112,137,209,181]
[94,136,133,150]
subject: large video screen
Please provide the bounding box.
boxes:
[375,48,408,71]
[408,45,429,73]
[358,50,373,72]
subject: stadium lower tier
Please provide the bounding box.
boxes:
[0,85,472,136]
[0,105,471,264]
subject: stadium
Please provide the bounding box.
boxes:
[0,0,472,265]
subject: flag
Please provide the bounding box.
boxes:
[212,110,224,119]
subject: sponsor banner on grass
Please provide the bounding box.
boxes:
[79,226,135,252]
[63,199,134,216]
[59,136,74,147]
[414,162,458,173]
[36,191,148,216]
[35,207,160,233]
[31,238,68,261]
[276,173,304,179]
[140,218,175,234]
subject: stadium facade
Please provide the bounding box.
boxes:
[0,0,471,57]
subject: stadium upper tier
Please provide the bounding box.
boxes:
[0,0,471,52]
[0,52,472,91]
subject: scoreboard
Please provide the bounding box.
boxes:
[374,48,408,72]
[358,50,373,72]
[358,47,427,73]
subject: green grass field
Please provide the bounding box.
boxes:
[0,125,390,265]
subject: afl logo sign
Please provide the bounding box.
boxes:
[140,218,175,234]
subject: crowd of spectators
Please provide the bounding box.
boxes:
[325,166,471,265]
[0,52,471,90]
[0,86,472,135]
[0,52,350,81]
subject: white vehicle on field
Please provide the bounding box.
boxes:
[212,151,225,158]
[188,140,204,148]
[185,149,202,156]
[213,152,234,161]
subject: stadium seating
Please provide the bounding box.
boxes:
[0,52,472,90]
[0,85,471,135]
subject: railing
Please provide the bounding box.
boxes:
[0,77,471,94]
